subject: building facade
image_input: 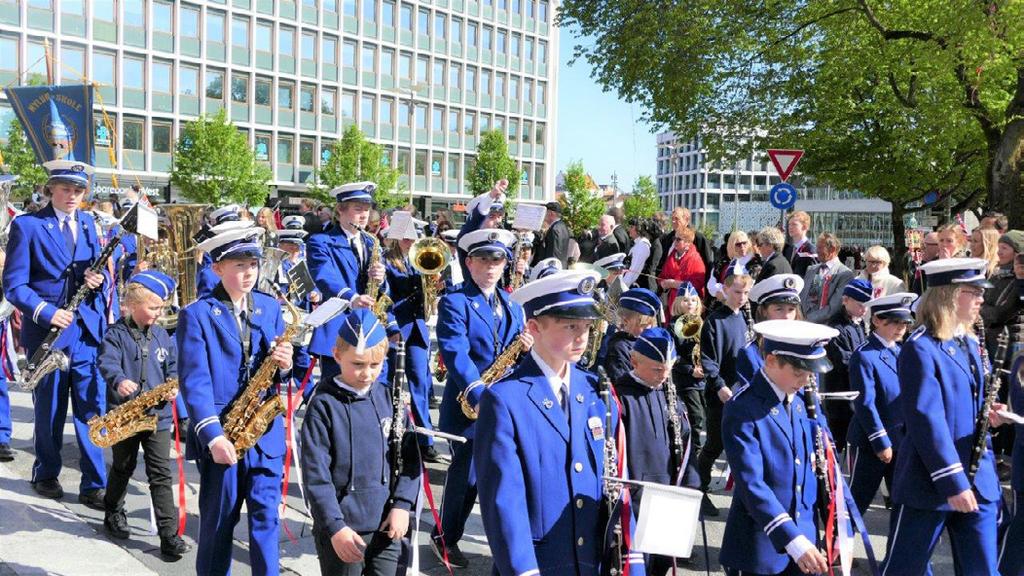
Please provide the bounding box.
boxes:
[656,131,896,248]
[0,0,558,212]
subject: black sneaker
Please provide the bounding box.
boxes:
[700,493,720,518]
[31,478,64,500]
[421,446,445,463]
[0,443,13,462]
[430,532,469,569]
[104,510,130,539]
[78,488,106,510]
[160,534,190,559]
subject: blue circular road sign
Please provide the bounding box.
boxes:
[770,182,798,210]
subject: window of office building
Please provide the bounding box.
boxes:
[493,116,504,135]
[362,45,377,73]
[123,117,145,150]
[414,150,427,177]
[537,82,546,104]
[539,0,548,21]
[535,123,545,146]
[233,17,249,49]
[525,0,534,18]
[124,56,145,90]
[450,64,461,90]
[522,120,532,142]
[524,78,533,103]
[433,60,444,87]
[381,49,394,76]
[363,0,376,22]
[508,119,518,142]
[464,111,476,135]
[207,11,225,43]
[495,74,505,97]
[482,26,493,50]
[415,104,427,129]
[94,0,115,21]
[399,52,412,80]
[400,3,413,30]
[278,136,293,163]
[497,30,507,54]
[300,86,315,112]
[125,1,145,26]
[382,0,395,27]
[380,98,394,124]
[418,8,429,35]
[152,122,172,153]
[255,133,272,162]
[512,0,521,13]
[323,36,337,65]
[525,38,534,62]
[467,23,478,47]
[343,41,356,67]
[432,106,443,131]
[538,41,547,64]
[61,0,84,16]
[90,44,115,83]
[180,65,199,96]
[398,101,410,126]
[416,56,428,83]
[479,115,490,132]
[361,95,374,123]
[255,77,271,105]
[60,45,85,84]
[466,66,477,91]
[342,91,355,119]
[435,13,446,39]
[449,110,460,133]
[509,76,519,100]
[206,68,224,99]
[452,18,462,44]
[302,32,316,60]
[510,34,520,58]
[232,73,248,103]
[344,0,357,16]
[280,27,295,56]
[152,60,172,93]
[481,70,491,95]
[299,139,315,166]
[278,82,294,110]
[256,21,273,51]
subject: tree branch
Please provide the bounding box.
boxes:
[954,61,1001,144]
[754,6,861,60]
[856,0,948,48]
[888,72,918,108]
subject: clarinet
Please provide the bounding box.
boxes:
[742,302,755,343]
[662,376,686,478]
[803,376,832,523]
[969,328,1009,483]
[597,367,623,576]
[388,341,408,505]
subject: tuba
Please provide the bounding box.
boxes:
[409,237,451,319]
[148,204,207,328]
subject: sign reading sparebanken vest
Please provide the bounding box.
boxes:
[767,149,804,182]
[4,84,96,166]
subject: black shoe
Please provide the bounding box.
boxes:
[160,534,190,559]
[430,532,469,569]
[31,478,64,500]
[104,510,130,540]
[429,395,441,409]
[421,446,444,463]
[700,493,720,517]
[0,443,13,462]
[78,488,106,510]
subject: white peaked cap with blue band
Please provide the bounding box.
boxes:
[512,269,601,319]
[458,228,517,258]
[753,319,840,373]
[332,181,376,203]
[866,292,917,322]
[195,227,265,262]
[919,257,993,288]
[594,252,627,272]
[749,273,804,305]
[43,159,93,188]
[529,257,563,282]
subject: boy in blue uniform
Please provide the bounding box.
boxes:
[177,227,294,576]
[883,258,1003,574]
[307,182,390,384]
[476,269,645,576]
[433,228,527,567]
[846,292,915,517]
[822,277,872,450]
[195,205,254,300]
[299,308,421,575]
[696,271,753,515]
[4,160,110,506]
[736,274,804,389]
[617,326,699,574]
[1001,348,1024,575]
[98,270,190,558]
[720,320,839,576]
[604,287,660,384]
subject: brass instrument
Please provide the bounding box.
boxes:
[510,231,527,290]
[458,338,527,420]
[409,236,451,319]
[582,289,615,369]
[222,297,305,458]
[88,379,178,448]
[148,204,207,328]
[362,229,393,322]
[673,313,703,367]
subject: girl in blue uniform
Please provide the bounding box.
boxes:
[883,258,1004,575]
[735,274,804,390]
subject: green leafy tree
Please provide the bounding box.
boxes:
[623,175,660,220]
[171,109,271,206]
[560,160,605,237]
[469,130,521,200]
[558,1,1024,234]
[0,119,47,202]
[310,125,403,211]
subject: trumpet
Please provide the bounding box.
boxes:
[408,237,451,319]
[673,313,703,367]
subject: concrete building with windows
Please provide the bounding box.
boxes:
[656,131,897,248]
[0,0,558,212]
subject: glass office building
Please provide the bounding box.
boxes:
[0,0,558,211]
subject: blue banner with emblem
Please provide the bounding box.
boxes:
[3,84,95,166]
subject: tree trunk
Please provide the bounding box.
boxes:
[989,117,1024,229]
[890,202,908,278]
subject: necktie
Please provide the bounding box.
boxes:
[818,266,832,307]
[560,383,569,416]
[61,218,75,255]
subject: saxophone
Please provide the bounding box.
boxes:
[458,338,527,420]
[222,299,303,458]
[509,231,527,291]
[88,379,179,448]
[362,229,393,322]
[582,289,614,369]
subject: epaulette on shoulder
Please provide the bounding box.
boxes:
[731,384,750,400]
[907,325,927,342]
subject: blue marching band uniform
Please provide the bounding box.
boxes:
[735,274,805,390]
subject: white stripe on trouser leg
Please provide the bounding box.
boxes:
[848,446,859,499]
[882,504,904,576]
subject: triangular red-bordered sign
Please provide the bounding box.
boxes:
[767,149,804,182]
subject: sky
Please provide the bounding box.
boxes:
[555,30,658,191]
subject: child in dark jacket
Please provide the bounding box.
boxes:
[300,308,422,575]
[98,271,189,559]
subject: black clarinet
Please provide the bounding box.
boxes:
[597,367,623,576]
[388,341,408,505]
[803,377,832,523]
[969,328,1009,483]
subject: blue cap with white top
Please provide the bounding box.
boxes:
[919,257,993,289]
[332,181,376,204]
[512,269,601,319]
[866,292,917,322]
[753,319,840,373]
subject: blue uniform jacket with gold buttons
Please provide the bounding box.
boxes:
[847,334,904,454]
[177,285,287,460]
[3,205,110,350]
[436,280,524,438]
[720,370,824,574]
[306,225,391,356]
[475,354,644,576]
[892,327,1000,510]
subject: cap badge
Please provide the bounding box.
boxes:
[578,277,596,295]
[783,277,796,289]
[488,231,500,242]
[902,296,914,306]
[71,164,84,172]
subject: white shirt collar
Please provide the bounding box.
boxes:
[232,295,248,317]
[873,331,897,349]
[629,370,663,389]
[53,206,73,223]
[332,375,372,397]
[531,349,570,401]
[761,369,795,405]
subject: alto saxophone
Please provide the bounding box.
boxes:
[222,298,304,459]
[362,229,393,323]
[88,379,179,448]
[458,338,527,420]
[582,289,615,369]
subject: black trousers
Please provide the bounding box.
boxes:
[696,392,724,491]
[313,527,402,576]
[104,428,178,537]
[679,387,706,456]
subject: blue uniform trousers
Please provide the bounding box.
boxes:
[404,339,434,447]
[0,372,11,444]
[999,491,1024,576]
[196,449,283,576]
[438,438,476,544]
[312,527,402,576]
[725,565,807,576]
[847,443,893,516]
[31,337,106,491]
[882,500,998,575]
